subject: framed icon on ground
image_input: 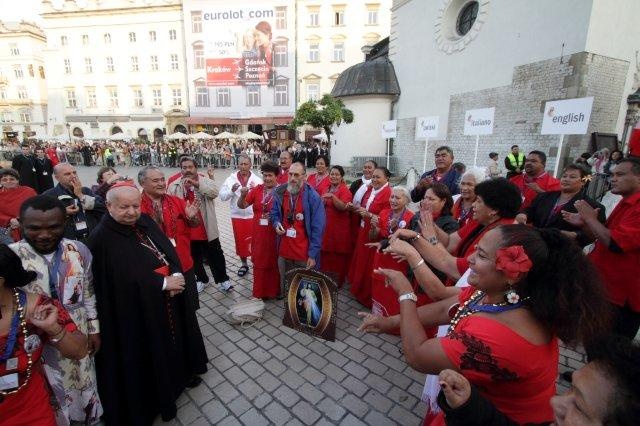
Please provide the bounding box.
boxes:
[283,268,338,342]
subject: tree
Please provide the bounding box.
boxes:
[290,94,354,146]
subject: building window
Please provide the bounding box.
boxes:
[86,88,97,108]
[334,8,345,26]
[61,35,67,46]
[171,88,182,106]
[104,33,111,44]
[191,11,202,33]
[274,78,288,106]
[63,59,71,75]
[246,85,260,106]
[273,39,288,67]
[152,88,162,106]
[196,86,210,107]
[106,57,114,72]
[149,30,156,41]
[0,111,14,122]
[38,66,45,79]
[28,64,34,77]
[367,6,379,25]
[169,29,177,40]
[308,9,319,26]
[132,88,143,107]
[17,86,28,100]
[457,1,479,36]
[150,55,158,71]
[65,89,77,107]
[193,43,204,69]
[275,6,287,29]
[82,34,89,45]
[306,83,319,101]
[19,112,31,123]
[170,54,179,70]
[9,43,19,56]
[85,58,93,73]
[129,32,136,42]
[308,43,319,62]
[332,42,345,62]
[130,56,139,72]
[108,87,118,108]
[216,88,230,107]
[0,90,5,100]
[14,65,24,79]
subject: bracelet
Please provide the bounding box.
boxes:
[411,259,425,271]
[407,233,421,244]
[50,328,67,344]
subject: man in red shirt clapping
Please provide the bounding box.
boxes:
[509,150,560,210]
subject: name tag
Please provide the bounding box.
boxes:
[75,221,88,231]
[360,219,365,228]
[0,373,19,391]
[42,171,48,176]
[5,357,18,371]
[259,218,269,226]
[286,228,297,238]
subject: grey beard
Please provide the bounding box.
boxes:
[287,182,301,194]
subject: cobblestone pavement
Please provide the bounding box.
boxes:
[73,165,580,425]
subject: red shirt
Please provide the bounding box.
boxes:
[277,168,289,185]
[279,189,308,261]
[510,173,561,211]
[589,191,640,310]
[307,173,330,194]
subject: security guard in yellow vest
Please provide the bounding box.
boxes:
[505,145,526,178]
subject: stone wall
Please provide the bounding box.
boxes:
[393,52,629,175]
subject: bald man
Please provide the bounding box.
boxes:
[43,162,106,241]
[88,183,207,424]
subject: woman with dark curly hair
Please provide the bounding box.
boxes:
[358,225,611,425]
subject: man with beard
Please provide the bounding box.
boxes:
[88,183,207,424]
[410,146,460,202]
[11,195,103,424]
[270,162,325,297]
[43,163,106,242]
[167,156,232,292]
[138,166,202,309]
[34,146,54,193]
[509,150,560,210]
[11,143,39,192]
[277,150,293,184]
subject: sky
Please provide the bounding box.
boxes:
[2,0,43,23]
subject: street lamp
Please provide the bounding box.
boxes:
[65,122,71,142]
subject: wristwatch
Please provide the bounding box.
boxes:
[398,292,418,303]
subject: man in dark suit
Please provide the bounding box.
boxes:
[34,146,54,193]
[11,143,38,191]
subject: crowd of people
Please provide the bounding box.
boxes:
[0,137,639,425]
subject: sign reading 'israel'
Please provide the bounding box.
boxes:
[541,97,594,135]
[415,116,439,139]
[463,107,495,135]
[381,120,397,138]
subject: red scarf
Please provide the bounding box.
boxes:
[0,186,37,240]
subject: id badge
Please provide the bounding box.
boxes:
[63,276,83,305]
[286,228,297,238]
[5,357,18,371]
[42,171,48,176]
[169,238,177,247]
[360,219,365,228]
[32,167,36,172]
[0,373,18,391]
[259,218,269,226]
[75,221,88,231]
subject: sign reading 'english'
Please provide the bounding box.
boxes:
[463,107,495,135]
[541,97,593,135]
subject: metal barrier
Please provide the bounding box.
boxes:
[584,173,610,202]
[350,156,399,175]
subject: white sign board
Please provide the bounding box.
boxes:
[464,107,495,136]
[541,97,593,135]
[415,116,439,139]
[381,120,397,139]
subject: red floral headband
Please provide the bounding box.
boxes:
[495,245,533,281]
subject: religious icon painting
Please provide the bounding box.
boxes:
[283,268,338,342]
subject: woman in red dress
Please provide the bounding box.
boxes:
[347,167,392,308]
[451,168,485,228]
[237,161,280,298]
[0,245,88,425]
[0,168,37,243]
[360,225,611,425]
[307,155,331,195]
[319,165,353,286]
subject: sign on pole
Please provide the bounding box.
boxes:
[415,116,439,173]
[464,107,495,166]
[541,97,594,176]
[381,120,397,169]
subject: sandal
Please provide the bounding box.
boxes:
[237,265,249,277]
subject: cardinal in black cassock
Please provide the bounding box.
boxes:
[88,184,208,425]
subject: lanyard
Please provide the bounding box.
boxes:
[261,186,274,215]
[287,193,299,226]
[45,244,64,300]
[135,229,169,266]
[0,290,25,362]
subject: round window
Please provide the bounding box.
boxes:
[457,1,479,36]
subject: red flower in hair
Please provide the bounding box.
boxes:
[495,245,532,281]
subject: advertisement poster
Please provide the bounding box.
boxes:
[541,97,593,135]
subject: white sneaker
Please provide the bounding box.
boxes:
[219,280,234,292]
[196,281,205,293]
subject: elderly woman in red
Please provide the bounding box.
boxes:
[237,161,281,299]
[451,167,485,228]
[0,244,88,425]
[319,165,353,286]
[359,225,610,425]
[347,167,392,307]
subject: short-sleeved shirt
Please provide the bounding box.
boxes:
[279,189,308,261]
[510,173,561,211]
[589,191,640,311]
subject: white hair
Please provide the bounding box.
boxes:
[461,166,486,184]
[392,185,411,203]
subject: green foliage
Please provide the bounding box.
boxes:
[290,94,353,143]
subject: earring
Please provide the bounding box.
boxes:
[504,285,520,305]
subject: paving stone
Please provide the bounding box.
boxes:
[253,393,273,409]
[227,349,252,365]
[175,402,201,425]
[344,361,369,380]
[380,354,407,372]
[248,347,272,363]
[240,359,266,377]
[273,333,296,347]
[285,355,307,373]
[364,410,396,426]
[223,365,249,386]
[273,384,301,407]
[362,358,388,376]
[238,408,269,426]
[187,416,213,426]
[343,347,368,363]
[297,382,325,404]
[263,358,287,376]
[237,379,264,401]
[212,381,241,404]
[387,386,419,410]
[342,376,370,397]
[389,404,422,424]
[317,397,347,422]
[201,399,229,424]
[299,365,326,385]
[383,368,412,390]
[279,369,306,389]
[364,389,394,413]
[227,395,253,417]
[324,363,349,382]
[236,337,258,352]
[257,371,282,392]
[363,374,392,394]
[344,335,367,350]
[342,394,370,417]
[212,354,234,372]
[187,384,215,406]
[216,415,242,426]
[284,419,305,426]
[256,335,276,350]
[291,400,322,425]
[263,401,293,425]
[320,379,348,401]
[340,414,368,426]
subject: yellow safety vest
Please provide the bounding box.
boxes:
[507,153,525,168]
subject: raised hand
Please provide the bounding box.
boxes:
[185,199,200,220]
[373,268,414,295]
[439,369,472,409]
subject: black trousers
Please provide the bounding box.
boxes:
[612,303,640,340]
[190,238,229,284]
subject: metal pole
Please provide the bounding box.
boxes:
[386,138,390,169]
[473,135,479,166]
[553,134,565,178]
[422,137,429,173]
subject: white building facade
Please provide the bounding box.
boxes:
[0,21,48,142]
[40,0,188,141]
[388,0,640,175]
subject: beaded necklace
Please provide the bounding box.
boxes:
[447,290,528,336]
[0,290,33,401]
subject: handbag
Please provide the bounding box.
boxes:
[224,298,265,328]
